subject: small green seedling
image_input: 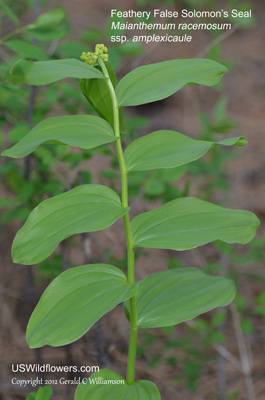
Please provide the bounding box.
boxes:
[2,44,260,399]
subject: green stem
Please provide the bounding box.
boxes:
[98,57,137,384]
[0,27,24,45]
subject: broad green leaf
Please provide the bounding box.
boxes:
[27,265,137,348]
[80,77,113,123]
[9,59,104,85]
[27,9,66,31]
[132,197,259,251]
[0,0,19,25]
[27,26,67,41]
[116,58,227,106]
[80,63,125,132]
[26,386,53,400]
[2,115,115,158]
[125,269,235,328]
[25,9,67,41]
[124,130,247,172]
[5,41,46,61]
[12,185,129,265]
[75,369,160,400]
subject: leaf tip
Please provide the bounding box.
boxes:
[11,243,23,265]
[26,332,35,349]
[1,147,21,158]
[9,59,32,84]
[236,136,248,146]
[1,149,8,157]
[26,326,42,349]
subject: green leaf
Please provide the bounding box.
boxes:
[26,386,53,400]
[80,63,125,132]
[27,9,66,31]
[0,0,19,25]
[5,40,46,61]
[25,9,67,41]
[144,176,166,196]
[80,77,112,122]
[27,26,67,41]
[124,130,247,172]
[105,62,117,86]
[116,58,227,106]
[34,147,57,166]
[125,269,235,328]
[9,59,104,85]
[12,185,129,265]
[132,197,259,251]
[75,369,160,400]
[2,115,115,158]
[211,311,226,327]
[27,265,137,348]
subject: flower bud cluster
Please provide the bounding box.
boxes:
[80,44,109,66]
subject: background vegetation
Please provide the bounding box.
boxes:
[0,0,264,399]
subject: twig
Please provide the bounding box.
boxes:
[217,332,227,400]
[196,25,239,58]
[47,39,60,57]
[217,253,230,400]
[189,247,208,268]
[81,232,92,264]
[131,42,161,70]
[212,343,243,373]
[186,319,243,373]
[230,302,257,400]
[0,27,24,45]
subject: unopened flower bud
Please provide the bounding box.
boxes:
[80,44,109,66]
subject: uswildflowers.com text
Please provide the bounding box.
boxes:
[11,363,99,373]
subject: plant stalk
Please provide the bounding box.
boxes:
[0,27,24,45]
[98,57,137,384]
